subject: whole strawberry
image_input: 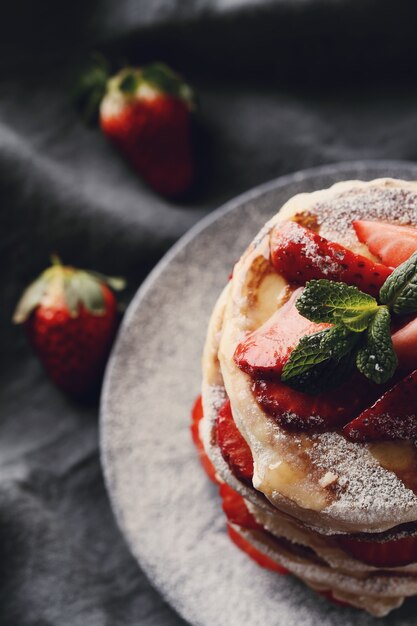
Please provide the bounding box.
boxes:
[13,257,125,397]
[76,59,195,198]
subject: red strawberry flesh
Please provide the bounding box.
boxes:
[234,287,330,377]
[190,395,219,484]
[216,399,254,483]
[220,483,288,574]
[353,219,417,268]
[226,523,288,574]
[392,316,417,372]
[219,483,261,531]
[270,221,392,297]
[253,374,382,432]
[338,524,417,567]
[343,370,417,441]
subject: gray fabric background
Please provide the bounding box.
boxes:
[2,1,417,624]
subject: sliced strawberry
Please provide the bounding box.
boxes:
[216,400,254,483]
[191,395,219,484]
[254,374,381,431]
[270,221,392,297]
[220,480,287,573]
[353,220,417,268]
[343,370,417,441]
[392,316,417,372]
[338,527,417,567]
[219,483,261,531]
[234,288,330,377]
[227,524,288,574]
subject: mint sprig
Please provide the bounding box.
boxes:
[282,252,417,393]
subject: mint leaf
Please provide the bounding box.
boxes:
[296,280,378,331]
[282,328,356,394]
[282,353,355,395]
[356,306,398,384]
[320,325,360,358]
[281,330,331,380]
[380,251,417,315]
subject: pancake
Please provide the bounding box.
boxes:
[200,178,417,616]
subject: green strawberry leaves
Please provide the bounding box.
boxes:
[282,248,417,393]
[119,70,141,94]
[64,271,107,316]
[141,63,195,108]
[73,53,110,125]
[13,257,126,323]
[12,277,49,324]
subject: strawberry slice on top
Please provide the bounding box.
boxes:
[270,221,392,297]
[253,374,380,431]
[343,369,417,441]
[234,288,330,378]
[353,220,417,268]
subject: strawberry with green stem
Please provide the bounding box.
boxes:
[13,256,125,397]
[75,58,196,198]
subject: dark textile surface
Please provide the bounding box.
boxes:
[2,1,417,624]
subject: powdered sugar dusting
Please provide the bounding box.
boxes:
[315,184,417,246]
[309,432,417,532]
[280,220,340,276]
[200,382,226,450]
[235,524,412,617]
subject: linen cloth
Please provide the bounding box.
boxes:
[2,1,417,624]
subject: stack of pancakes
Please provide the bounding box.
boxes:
[200,179,417,617]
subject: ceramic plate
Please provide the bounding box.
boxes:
[101,161,417,626]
